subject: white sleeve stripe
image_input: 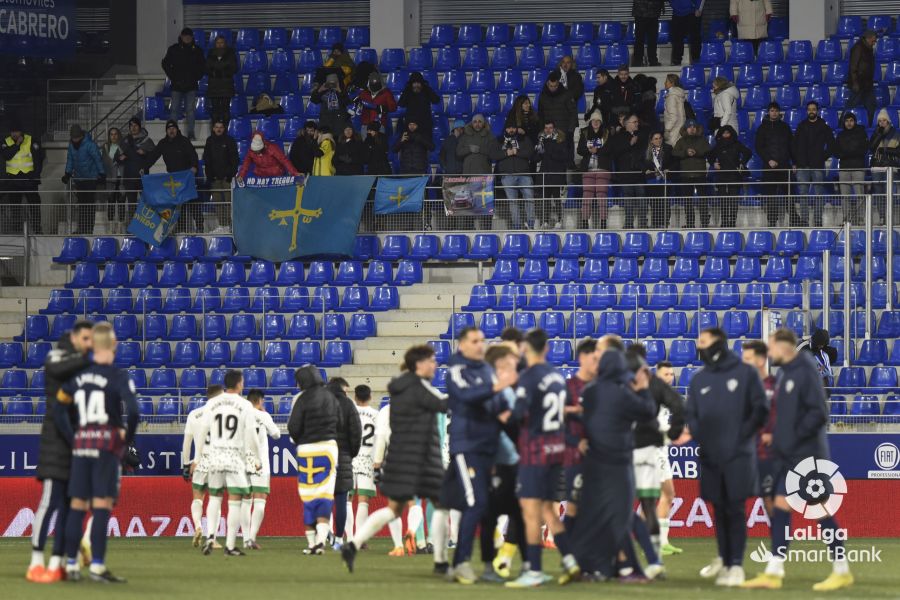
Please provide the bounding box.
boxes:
[449,365,469,388]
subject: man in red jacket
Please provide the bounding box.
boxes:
[358,71,397,134]
[237,131,299,180]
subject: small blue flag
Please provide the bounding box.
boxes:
[126,200,182,248]
[374,176,427,215]
[140,170,197,208]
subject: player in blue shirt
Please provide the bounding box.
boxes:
[506,329,579,588]
[56,323,138,583]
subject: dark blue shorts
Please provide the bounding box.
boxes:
[758,458,776,498]
[773,464,789,497]
[565,465,583,503]
[68,453,121,500]
[517,463,563,501]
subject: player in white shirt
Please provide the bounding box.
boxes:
[243,389,281,550]
[182,384,224,548]
[194,371,261,556]
[347,385,378,540]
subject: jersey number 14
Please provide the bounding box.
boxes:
[74,390,109,427]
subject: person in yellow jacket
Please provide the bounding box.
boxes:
[1,122,45,234]
[312,126,336,176]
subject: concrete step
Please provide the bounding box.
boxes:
[376,320,447,337]
[0,287,55,300]
[337,364,406,378]
[372,309,453,322]
[357,336,443,350]
[355,348,434,365]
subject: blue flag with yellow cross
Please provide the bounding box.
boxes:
[373,176,428,215]
[127,170,197,247]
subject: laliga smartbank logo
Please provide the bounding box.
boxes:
[750,457,882,564]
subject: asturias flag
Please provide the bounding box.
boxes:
[374,176,427,215]
[126,170,197,247]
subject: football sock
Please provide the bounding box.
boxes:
[191,499,203,531]
[771,507,791,556]
[554,530,571,556]
[241,499,252,543]
[632,516,659,564]
[89,508,110,566]
[315,522,330,546]
[226,500,241,549]
[819,516,849,573]
[250,499,266,541]
[82,516,93,546]
[345,500,354,537]
[526,544,542,573]
[425,501,435,544]
[388,517,403,548]
[407,504,423,536]
[355,502,368,536]
[305,530,316,548]
[30,549,43,569]
[415,509,426,548]
[206,496,222,539]
[449,510,461,543]
[659,517,671,546]
[64,509,86,562]
[48,555,62,570]
[430,508,449,563]
[354,507,395,547]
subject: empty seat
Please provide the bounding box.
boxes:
[143,341,171,367]
[345,313,376,339]
[161,288,191,313]
[466,234,499,261]
[529,233,560,258]
[609,257,638,283]
[334,261,363,286]
[480,312,507,339]
[337,287,369,313]
[66,263,100,288]
[858,340,888,366]
[658,311,688,337]
[627,312,657,337]
[547,340,572,366]
[370,287,399,311]
[527,284,557,310]
[771,282,803,308]
[85,237,118,263]
[731,257,761,283]
[171,341,200,367]
[648,232,681,257]
[621,232,651,257]
[231,341,260,367]
[15,315,49,342]
[0,344,23,368]
[168,314,197,340]
[53,237,88,264]
[670,257,699,282]
[669,340,698,366]
[549,258,580,283]
[262,314,286,339]
[597,312,626,336]
[395,260,423,286]
[638,257,668,283]
[699,256,729,283]
[260,341,293,367]
[711,231,743,257]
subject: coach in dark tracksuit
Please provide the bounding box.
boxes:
[327,379,362,546]
[573,347,656,579]
[28,322,93,581]
[686,328,767,587]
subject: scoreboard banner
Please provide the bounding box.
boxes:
[0,0,76,58]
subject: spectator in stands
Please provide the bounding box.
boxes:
[333,125,368,176]
[672,119,711,228]
[161,27,206,140]
[846,29,878,125]
[358,70,397,134]
[238,130,299,180]
[310,72,350,138]
[635,75,660,130]
[1,121,44,234]
[117,117,154,221]
[313,126,336,176]
[708,125,752,228]
[289,120,320,175]
[798,329,837,390]
[393,120,434,175]
[324,43,356,89]
[457,114,499,176]
[632,0,665,67]
[398,72,440,140]
[202,118,239,232]
[505,95,542,148]
[608,113,649,229]
[494,123,536,230]
[535,120,569,229]
[585,69,614,127]
[205,34,238,128]
[644,130,675,229]
[440,119,466,175]
[754,102,793,227]
[250,93,285,116]
[833,111,868,223]
[729,0,772,54]
[792,101,834,227]
[669,0,704,65]
[610,65,640,120]
[556,55,585,106]
[870,109,900,224]
[538,71,578,167]
[62,124,105,235]
[147,120,200,232]
[577,111,613,229]
[711,77,740,134]
[364,123,392,175]
[100,127,124,233]
[663,74,686,147]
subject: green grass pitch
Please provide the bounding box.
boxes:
[1,537,897,599]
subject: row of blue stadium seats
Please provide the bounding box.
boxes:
[828,395,900,420]
[40,285,400,316]
[62,259,422,289]
[188,26,365,51]
[680,62,900,90]
[15,313,376,343]
[53,235,242,265]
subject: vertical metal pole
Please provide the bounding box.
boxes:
[201,294,206,361]
[801,278,810,335]
[888,168,895,311]
[843,221,851,367]
[822,248,831,340]
[23,219,29,287]
[865,195,873,340]
[451,294,457,353]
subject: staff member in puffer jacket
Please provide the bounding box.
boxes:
[326,378,362,550]
[707,124,752,228]
[833,111,869,223]
[237,130,299,180]
[62,124,105,235]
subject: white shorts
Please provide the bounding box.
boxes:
[633,446,662,497]
[656,446,673,482]
[250,473,271,493]
[207,470,250,495]
[191,469,208,490]
[352,471,375,497]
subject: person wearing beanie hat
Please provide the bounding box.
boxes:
[393,120,434,176]
[494,119,536,229]
[288,120,321,176]
[754,101,793,226]
[798,328,837,390]
[672,117,711,228]
[578,110,612,229]
[118,117,155,220]
[398,72,440,140]
[324,42,355,88]
[1,121,45,234]
[310,72,351,141]
[833,111,868,222]
[364,121,392,176]
[203,118,239,231]
[161,25,206,139]
[846,29,877,123]
[62,123,105,234]
[206,34,238,128]
[870,108,900,223]
[238,130,299,179]
[146,118,201,231]
[439,118,466,176]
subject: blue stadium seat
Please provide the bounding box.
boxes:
[143,314,168,340]
[644,283,675,310]
[370,287,399,311]
[539,21,565,45]
[190,287,219,314]
[555,284,586,311]
[603,43,629,67]
[857,339,888,366]
[379,235,411,260]
[574,44,600,67]
[219,287,249,313]
[110,314,137,341]
[708,283,740,309]
[477,312,505,339]
[647,232,681,258]
[161,288,191,314]
[0,343,23,368]
[142,341,171,368]
[302,260,332,286]
[670,257,699,282]
[699,256,729,283]
[742,85,769,110]
[835,16,862,39]
[158,261,188,287]
[53,237,88,264]
[796,64,822,86]
[112,237,146,263]
[758,256,791,282]
[510,22,538,46]
[349,236,378,261]
[259,341,292,367]
[433,47,460,71]
[528,233,559,258]
[337,287,369,313]
[786,40,813,64]
[597,21,622,44]
[334,261,363,286]
[730,257,760,282]
[737,231,773,257]
[851,395,881,419]
[362,260,391,286]
[697,41,725,65]
[171,341,200,367]
[242,49,267,74]
[230,341,260,367]
[658,311,688,338]
[546,340,572,366]
[871,367,898,390]
[441,313,476,340]
[689,311,719,336]
[756,40,784,64]
[394,260,422,285]
[535,311,563,338]
[250,287,280,313]
[518,258,547,284]
[791,255,822,281]
[315,25,342,49]
[272,262,304,287]
[710,231,743,257]
[215,257,245,285]
[181,368,207,394]
[668,340,697,367]
[241,368,266,390]
[235,27,260,51]
[200,236,236,263]
[283,314,314,339]
[144,237,176,263]
[6,397,34,418]
[765,63,792,86]
[680,65,704,88]
[877,311,900,338]
[771,282,803,308]
[609,257,638,283]
[74,289,103,314]
[637,257,668,283]
[586,233,617,258]
[736,63,763,86]
[549,259,579,284]
[722,311,752,338]
[269,368,296,392]
[407,234,439,262]
[427,24,454,47]
[580,284,613,310]
[41,289,74,315]
[627,312,657,337]
[438,70,467,94]
[462,46,488,71]
[617,283,648,310]
[835,367,864,393]
[66,263,99,289]
[308,287,339,313]
[262,314,286,339]
[15,315,49,342]
[474,90,500,114]
[503,313,531,334]
[85,237,118,263]
[803,229,836,255]
[342,26,368,49]
[728,40,754,64]
[407,46,433,71]
[455,23,483,46]
[525,283,555,310]
[295,48,323,73]
[681,231,712,256]
[184,262,214,288]
[497,234,527,259]
[345,313,375,339]
[773,230,804,256]
[620,232,650,257]
[125,261,156,288]
[101,288,131,313]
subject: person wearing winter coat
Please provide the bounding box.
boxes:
[712,77,740,134]
[663,74,687,147]
[440,119,466,175]
[632,0,665,67]
[205,35,238,127]
[833,111,869,221]
[635,74,660,131]
[62,124,105,235]
[238,130,299,179]
[493,124,536,230]
[538,71,578,164]
[1,121,44,235]
[585,69,614,126]
[608,113,650,229]
[393,120,434,175]
[364,122,393,175]
[340,345,448,574]
[557,55,585,107]
[326,378,362,545]
[754,102,793,226]
[670,0,704,65]
[310,72,350,136]
[202,119,239,229]
[846,30,878,124]
[288,121,320,175]
[333,125,369,176]
[730,0,773,53]
[101,127,125,232]
[870,108,900,224]
[117,117,154,218]
[358,71,397,133]
[610,65,641,118]
[577,111,613,229]
[505,95,543,149]
[792,101,834,227]
[161,28,206,140]
[397,71,440,138]
[313,127,336,176]
[324,43,356,89]
[672,119,712,228]
[457,114,500,176]
[146,120,201,232]
[535,120,570,228]
[708,125,752,228]
[644,130,676,229]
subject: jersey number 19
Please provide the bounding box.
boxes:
[215,414,238,440]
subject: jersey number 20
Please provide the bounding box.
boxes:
[542,391,566,432]
[74,390,109,427]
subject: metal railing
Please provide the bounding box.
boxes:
[45,78,145,142]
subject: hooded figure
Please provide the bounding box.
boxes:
[799,329,838,389]
[397,71,440,137]
[708,124,752,228]
[288,366,338,446]
[712,78,740,134]
[364,123,393,175]
[457,114,501,175]
[324,43,356,88]
[358,71,397,131]
[333,126,369,175]
[310,71,350,136]
[238,130,299,179]
[392,120,434,175]
[313,128,336,176]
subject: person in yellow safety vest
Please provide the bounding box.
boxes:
[1,121,45,234]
